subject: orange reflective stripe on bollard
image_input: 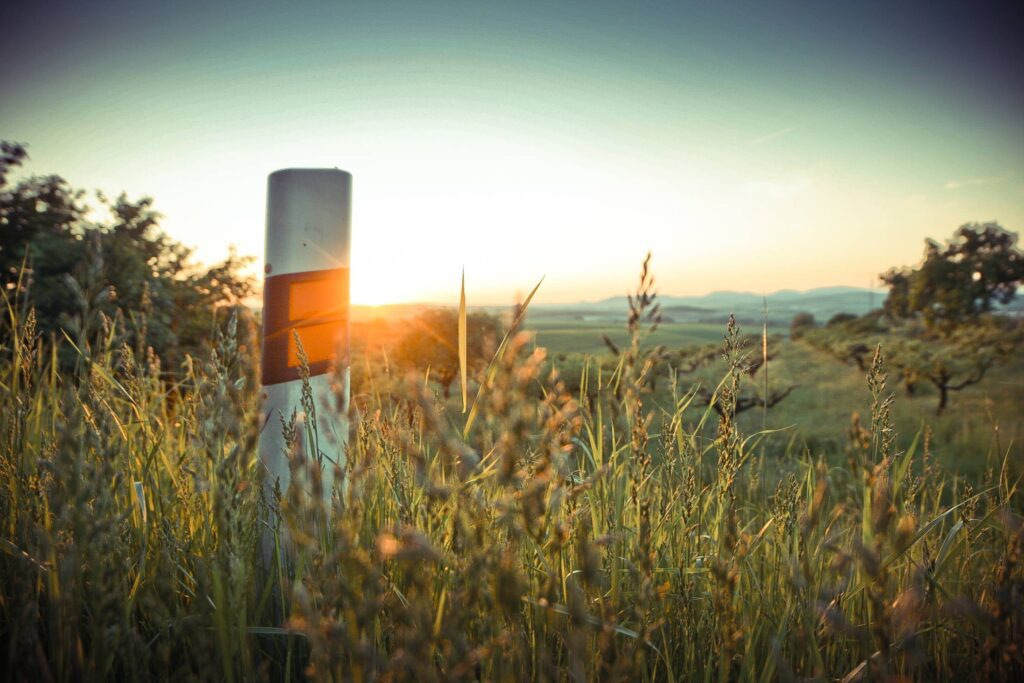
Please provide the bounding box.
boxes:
[261,267,349,386]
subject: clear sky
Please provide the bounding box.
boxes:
[3,0,1023,305]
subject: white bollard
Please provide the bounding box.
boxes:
[259,168,351,510]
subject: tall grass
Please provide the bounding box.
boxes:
[1,260,1022,681]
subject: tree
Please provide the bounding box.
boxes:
[699,384,798,417]
[1,141,255,372]
[880,267,913,320]
[827,312,858,327]
[887,318,1021,414]
[881,223,1024,329]
[801,311,886,371]
[695,350,798,417]
[0,141,28,188]
[680,322,797,417]
[394,308,503,398]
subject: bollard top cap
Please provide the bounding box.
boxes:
[269,167,352,180]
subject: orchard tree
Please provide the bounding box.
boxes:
[801,311,886,371]
[691,318,797,418]
[887,318,1021,414]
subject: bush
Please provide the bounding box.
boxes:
[789,311,816,339]
[393,308,503,398]
[827,312,858,327]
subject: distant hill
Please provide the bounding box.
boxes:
[528,287,882,325]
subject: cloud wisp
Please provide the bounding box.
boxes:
[749,126,798,147]
[944,174,1008,191]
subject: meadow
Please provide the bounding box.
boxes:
[527,319,747,356]
[2,277,1023,681]
[525,315,1024,475]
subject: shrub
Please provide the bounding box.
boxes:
[827,312,858,327]
[789,311,816,339]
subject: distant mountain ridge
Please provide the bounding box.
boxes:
[526,286,882,324]
[594,285,873,307]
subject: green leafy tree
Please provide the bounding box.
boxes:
[1,142,255,372]
[882,223,1024,329]
[0,141,28,187]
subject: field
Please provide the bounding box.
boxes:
[526,315,1024,474]
[527,319,751,356]
[3,292,1023,682]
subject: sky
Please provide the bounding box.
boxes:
[3,0,1023,305]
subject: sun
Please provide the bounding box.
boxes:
[351,267,428,306]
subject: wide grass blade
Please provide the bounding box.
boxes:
[459,269,467,413]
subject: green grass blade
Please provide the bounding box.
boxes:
[459,269,467,413]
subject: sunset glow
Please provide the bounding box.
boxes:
[3,1,1022,305]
